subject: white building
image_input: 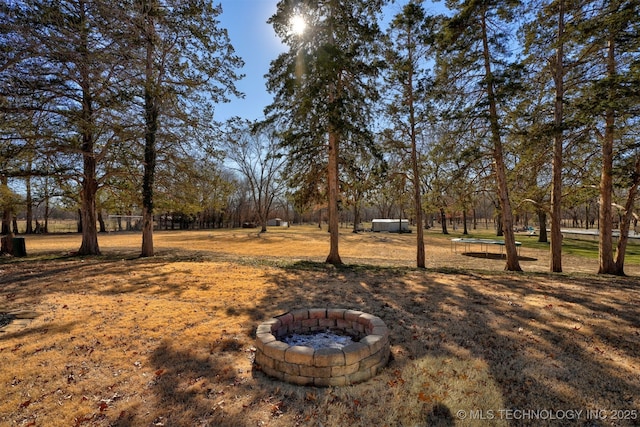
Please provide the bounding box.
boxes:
[371,219,410,233]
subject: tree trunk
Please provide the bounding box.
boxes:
[480,11,521,271]
[598,36,616,274]
[142,208,154,256]
[141,1,158,258]
[550,0,565,273]
[0,233,13,255]
[43,178,50,233]
[462,209,468,235]
[25,168,33,234]
[472,208,477,230]
[98,211,106,233]
[77,2,100,256]
[613,154,640,275]
[352,201,361,233]
[413,180,425,268]
[1,174,10,235]
[325,129,342,265]
[440,208,448,234]
[406,35,425,268]
[78,161,100,255]
[537,210,548,243]
[325,11,342,265]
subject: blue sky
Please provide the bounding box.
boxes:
[214,0,285,123]
[213,0,447,123]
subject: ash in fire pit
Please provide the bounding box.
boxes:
[283,330,355,350]
[255,308,390,386]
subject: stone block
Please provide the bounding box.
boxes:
[284,345,315,366]
[347,367,373,385]
[344,328,359,338]
[261,365,285,380]
[342,342,371,365]
[318,318,336,328]
[262,340,289,359]
[371,325,389,337]
[255,333,276,351]
[360,334,387,354]
[371,348,390,374]
[300,365,331,378]
[284,373,315,386]
[358,313,377,327]
[327,308,346,320]
[359,349,386,370]
[275,325,289,338]
[331,363,360,377]
[263,318,282,329]
[344,310,364,322]
[314,348,345,367]
[255,351,275,369]
[369,317,387,328]
[276,312,294,325]
[292,320,302,331]
[256,324,274,335]
[276,359,301,376]
[291,309,309,321]
[336,319,351,329]
[308,308,327,319]
[301,318,318,328]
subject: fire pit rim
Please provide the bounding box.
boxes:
[254,308,390,387]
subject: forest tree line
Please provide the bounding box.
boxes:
[1,0,638,274]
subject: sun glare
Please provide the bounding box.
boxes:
[290,14,307,36]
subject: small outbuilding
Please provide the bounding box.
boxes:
[267,218,288,227]
[371,219,411,233]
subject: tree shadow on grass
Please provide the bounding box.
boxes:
[0,255,207,301]
[241,262,640,426]
[130,340,260,427]
[462,251,538,261]
[456,278,639,418]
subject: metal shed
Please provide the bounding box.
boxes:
[371,219,410,233]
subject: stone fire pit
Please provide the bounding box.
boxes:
[254,308,390,386]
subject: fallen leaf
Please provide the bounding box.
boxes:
[418,392,433,402]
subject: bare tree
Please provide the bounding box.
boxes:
[223,119,285,233]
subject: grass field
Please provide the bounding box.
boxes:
[1,226,639,426]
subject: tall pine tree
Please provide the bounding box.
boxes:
[266,0,386,265]
[385,1,438,268]
[124,0,243,257]
[574,0,639,274]
[438,0,523,271]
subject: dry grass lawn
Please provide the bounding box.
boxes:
[1,226,639,426]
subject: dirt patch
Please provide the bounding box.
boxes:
[0,227,638,426]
